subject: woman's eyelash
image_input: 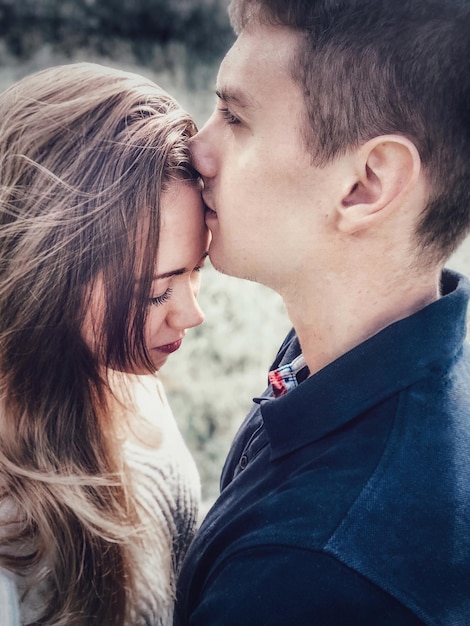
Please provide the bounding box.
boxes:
[218,107,240,125]
[149,287,173,306]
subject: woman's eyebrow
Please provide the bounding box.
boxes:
[154,252,209,280]
[154,268,186,280]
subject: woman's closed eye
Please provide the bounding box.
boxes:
[149,287,173,306]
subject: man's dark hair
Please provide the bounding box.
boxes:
[229,0,470,262]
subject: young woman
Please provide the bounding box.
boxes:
[0,62,209,625]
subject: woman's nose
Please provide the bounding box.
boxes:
[167,286,205,331]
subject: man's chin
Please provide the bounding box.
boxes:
[208,248,234,278]
[208,248,255,283]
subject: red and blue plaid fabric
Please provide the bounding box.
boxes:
[268,354,308,398]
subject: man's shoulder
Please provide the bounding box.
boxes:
[322,356,470,623]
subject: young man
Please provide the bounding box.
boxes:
[175,1,470,624]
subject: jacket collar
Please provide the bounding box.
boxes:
[262,270,470,460]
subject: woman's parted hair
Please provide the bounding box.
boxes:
[0,62,197,624]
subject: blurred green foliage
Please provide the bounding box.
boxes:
[0,0,234,65]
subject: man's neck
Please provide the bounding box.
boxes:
[283,269,441,377]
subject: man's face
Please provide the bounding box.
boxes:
[191,23,340,291]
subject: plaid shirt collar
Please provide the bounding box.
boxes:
[268,353,309,398]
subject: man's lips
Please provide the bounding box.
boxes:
[154,339,183,354]
[202,194,217,219]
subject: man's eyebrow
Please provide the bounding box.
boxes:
[154,252,209,280]
[215,86,256,108]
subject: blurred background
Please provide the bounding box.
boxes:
[0,0,469,509]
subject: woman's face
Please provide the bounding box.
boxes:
[143,181,210,371]
[83,180,210,373]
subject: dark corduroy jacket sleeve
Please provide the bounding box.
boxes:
[189,547,426,626]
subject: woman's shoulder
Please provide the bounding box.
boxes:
[121,373,200,492]
[105,371,169,448]
[0,567,20,625]
[108,371,170,418]
[123,373,196,461]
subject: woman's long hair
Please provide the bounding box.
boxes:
[0,62,197,624]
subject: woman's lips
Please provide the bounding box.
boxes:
[155,339,183,354]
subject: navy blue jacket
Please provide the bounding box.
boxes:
[175,270,470,626]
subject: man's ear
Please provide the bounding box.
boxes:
[336,135,422,234]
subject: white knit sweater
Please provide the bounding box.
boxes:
[123,375,201,625]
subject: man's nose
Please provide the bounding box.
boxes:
[190,128,217,179]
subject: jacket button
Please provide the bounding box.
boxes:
[239,455,248,470]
